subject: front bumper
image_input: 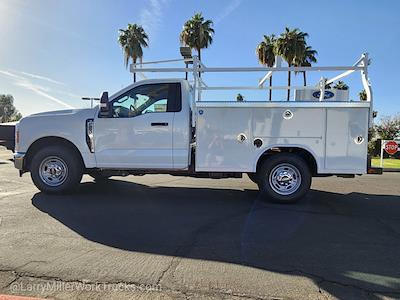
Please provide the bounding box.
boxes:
[14,152,25,170]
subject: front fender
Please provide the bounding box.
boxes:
[17,108,97,168]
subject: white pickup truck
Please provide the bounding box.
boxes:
[13,53,379,203]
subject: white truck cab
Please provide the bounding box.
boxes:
[13,53,380,203]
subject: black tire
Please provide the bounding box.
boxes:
[247,173,259,184]
[88,171,111,182]
[30,145,83,194]
[257,153,311,204]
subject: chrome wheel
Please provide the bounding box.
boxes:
[39,156,68,187]
[269,163,301,196]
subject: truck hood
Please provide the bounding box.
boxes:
[16,107,99,153]
[17,108,97,133]
[27,108,96,119]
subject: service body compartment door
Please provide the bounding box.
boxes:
[324,107,369,173]
[196,107,253,172]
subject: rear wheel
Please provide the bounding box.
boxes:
[257,153,311,204]
[30,146,83,194]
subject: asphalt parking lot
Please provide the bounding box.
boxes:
[0,147,399,300]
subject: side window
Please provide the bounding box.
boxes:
[111,83,181,118]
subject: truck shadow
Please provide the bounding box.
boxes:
[31,178,400,298]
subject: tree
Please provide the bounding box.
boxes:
[276,27,308,100]
[118,24,149,82]
[376,115,400,140]
[294,45,317,86]
[0,94,22,123]
[256,34,276,101]
[236,93,244,102]
[359,89,367,101]
[180,12,214,67]
[333,81,349,90]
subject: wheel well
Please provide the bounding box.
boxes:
[256,147,318,175]
[25,137,84,170]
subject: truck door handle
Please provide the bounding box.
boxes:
[151,122,168,126]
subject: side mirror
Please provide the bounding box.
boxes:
[99,91,110,117]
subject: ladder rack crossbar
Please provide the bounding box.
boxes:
[200,85,323,91]
[130,66,363,73]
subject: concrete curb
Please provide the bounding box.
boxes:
[383,168,400,172]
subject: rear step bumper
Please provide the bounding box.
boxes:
[367,167,383,175]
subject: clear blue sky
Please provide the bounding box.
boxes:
[0,0,399,118]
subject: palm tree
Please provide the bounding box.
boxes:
[256,34,276,101]
[333,80,349,90]
[180,12,214,76]
[359,89,367,101]
[118,24,149,82]
[294,46,317,86]
[276,27,308,100]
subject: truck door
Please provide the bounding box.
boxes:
[94,83,181,169]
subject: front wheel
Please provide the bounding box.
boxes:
[30,146,83,194]
[257,153,311,204]
[247,173,259,184]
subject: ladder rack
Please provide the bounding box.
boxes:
[131,53,373,126]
